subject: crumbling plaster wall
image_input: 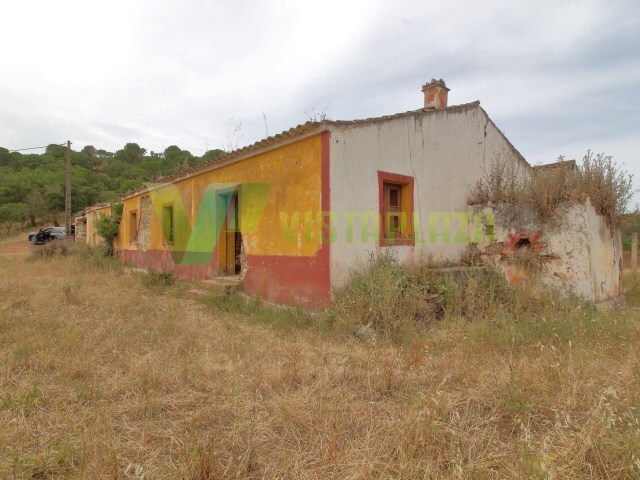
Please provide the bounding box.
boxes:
[470,199,621,303]
[137,195,152,251]
[74,216,86,243]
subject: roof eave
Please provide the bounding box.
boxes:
[121,122,328,200]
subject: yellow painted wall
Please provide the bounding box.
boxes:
[85,205,112,247]
[114,134,323,257]
[116,196,141,250]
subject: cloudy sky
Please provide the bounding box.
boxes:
[2,0,639,184]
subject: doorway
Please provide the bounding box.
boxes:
[217,191,243,276]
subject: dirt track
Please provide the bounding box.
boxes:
[0,240,32,256]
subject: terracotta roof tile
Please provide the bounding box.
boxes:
[121,101,483,198]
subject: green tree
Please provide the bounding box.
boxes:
[24,191,48,227]
[96,202,123,255]
[124,143,146,156]
[0,147,13,168]
[202,149,226,162]
[81,145,97,157]
[0,141,218,225]
[139,157,163,178]
[163,145,195,173]
[115,143,147,165]
[96,149,114,158]
[104,159,128,178]
[0,203,25,235]
[45,144,66,159]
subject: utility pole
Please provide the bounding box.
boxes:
[65,140,72,238]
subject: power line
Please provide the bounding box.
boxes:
[8,143,66,153]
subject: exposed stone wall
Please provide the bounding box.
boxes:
[74,217,86,243]
[137,195,152,252]
[470,199,622,303]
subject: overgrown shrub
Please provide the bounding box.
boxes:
[205,286,252,313]
[525,163,575,219]
[65,240,116,265]
[66,242,91,259]
[472,151,634,225]
[87,244,122,271]
[31,239,122,271]
[577,150,634,226]
[471,160,524,205]
[324,251,589,339]
[69,242,122,271]
[622,271,640,307]
[141,270,176,287]
[30,240,70,258]
[96,203,123,255]
[327,252,449,339]
[445,268,523,319]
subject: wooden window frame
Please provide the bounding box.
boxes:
[378,171,415,246]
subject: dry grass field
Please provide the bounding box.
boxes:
[0,242,639,479]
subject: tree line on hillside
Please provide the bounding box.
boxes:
[0,143,225,234]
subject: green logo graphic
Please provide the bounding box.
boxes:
[140,181,495,265]
[148,183,270,265]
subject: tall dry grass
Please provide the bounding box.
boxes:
[325,252,447,340]
[0,253,639,478]
[472,151,634,226]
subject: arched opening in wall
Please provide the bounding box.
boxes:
[516,238,532,249]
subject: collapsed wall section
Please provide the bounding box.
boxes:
[469,199,621,303]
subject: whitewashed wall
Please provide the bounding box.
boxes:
[327,104,528,289]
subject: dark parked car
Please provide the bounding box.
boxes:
[28,226,70,244]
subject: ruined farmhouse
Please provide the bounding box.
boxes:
[80,80,622,307]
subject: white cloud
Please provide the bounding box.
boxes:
[1,0,638,205]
